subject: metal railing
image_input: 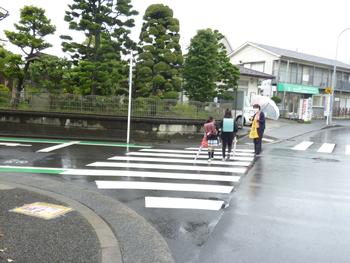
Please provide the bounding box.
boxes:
[0,92,233,120]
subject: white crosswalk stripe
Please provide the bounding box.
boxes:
[87,161,247,173]
[95,181,234,193]
[88,146,254,211]
[126,152,254,161]
[290,141,350,156]
[145,197,224,210]
[346,145,350,155]
[292,141,314,151]
[108,156,251,167]
[317,143,336,153]
[139,148,254,157]
[186,147,255,153]
[62,169,241,182]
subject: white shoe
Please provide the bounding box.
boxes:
[222,158,225,161]
[208,158,212,163]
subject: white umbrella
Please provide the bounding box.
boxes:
[251,95,280,120]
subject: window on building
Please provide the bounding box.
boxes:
[251,62,265,72]
[313,95,325,107]
[302,66,311,85]
[313,68,323,87]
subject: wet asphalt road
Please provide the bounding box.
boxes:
[0,126,349,263]
[198,126,350,263]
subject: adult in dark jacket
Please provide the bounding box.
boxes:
[252,104,265,155]
[220,109,238,160]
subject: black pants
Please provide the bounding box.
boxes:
[222,132,234,158]
[254,129,264,154]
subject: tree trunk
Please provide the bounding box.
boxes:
[12,60,30,108]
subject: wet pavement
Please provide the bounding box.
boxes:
[0,124,349,262]
[198,126,350,263]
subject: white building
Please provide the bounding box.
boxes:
[229,42,350,119]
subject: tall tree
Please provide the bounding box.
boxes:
[0,45,23,86]
[136,4,183,97]
[183,29,239,102]
[4,6,56,104]
[61,0,138,95]
[28,55,72,94]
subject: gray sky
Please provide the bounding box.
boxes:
[1,0,350,63]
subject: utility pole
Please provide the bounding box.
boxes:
[127,50,133,144]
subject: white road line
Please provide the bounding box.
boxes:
[126,152,254,162]
[186,147,255,153]
[140,149,254,157]
[95,181,234,193]
[37,141,80,153]
[346,145,350,155]
[62,169,241,182]
[87,162,247,174]
[108,156,251,167]
[0,142,32,147]
[317,143,336,153]
[292,141,314,151]
[262,138,275,143]
[145,197,225,210]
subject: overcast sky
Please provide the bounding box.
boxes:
[1,0,350,63]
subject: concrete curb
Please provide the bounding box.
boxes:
[0,181,122,263]
[0,173,175,263]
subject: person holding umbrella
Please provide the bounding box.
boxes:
[251,104,265,155]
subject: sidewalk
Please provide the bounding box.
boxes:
[264,118,350,141]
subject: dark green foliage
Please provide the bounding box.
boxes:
[4,5,56,101]
[61,0,138,95]
[0,46,23,82]
[183,29,240,102]
[28,55,72,93]
[271,96,282,104]
[136,4,183,97]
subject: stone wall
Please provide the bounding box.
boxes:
[0,110,204,143]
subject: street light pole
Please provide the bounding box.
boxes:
[126,50,133,144]
[327,27,350,125]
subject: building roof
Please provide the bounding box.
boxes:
[237,65,275,79]
[233,42,350,71]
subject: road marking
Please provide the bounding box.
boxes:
[0,137,151,148]
[108,156,251,167]
[262,138,275,143]
[37,141,80,153]
[186,147,255,153]
[0,142,32,147]
[139,149,254,157]
[62,169,241,182]
[292,141,314,151]
[346,145,350,155]
[87,162,247,174]
[317,143,336,153]
[126,152,254,162]
[95,181,234,193]
[145,197,225,210]
[0,165,64,174]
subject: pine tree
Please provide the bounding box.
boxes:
[4,5,56,104]
[61,0,138,95]
[136,4,183,97]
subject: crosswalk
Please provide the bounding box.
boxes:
[291,141,350,155]
[72,146,255,211]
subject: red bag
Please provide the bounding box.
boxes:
[201,137,208,147]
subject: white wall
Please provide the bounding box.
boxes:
[239,75,259,104]
[230,44,279,74]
